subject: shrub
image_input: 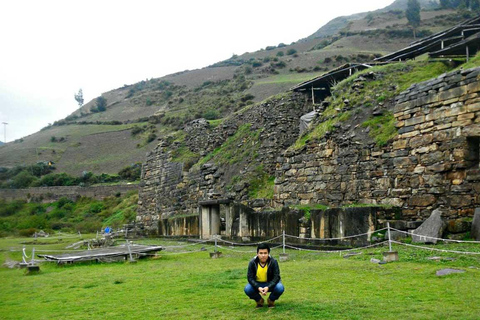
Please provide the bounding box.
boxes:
[0,200,26,217]
[96,96,107,112]
[19,228,37,237]
[147,133,157,143]
[131,125,144,136]
[57,197,73,208]
[89,202,104,214]
[252,61,263,68]
[203,109,220,120]
[286,49,297,55]
[33,173,78,187]
[118,163,142,181]
[276,51,284,57]
[12,171,38,188]
[272,61,286,69]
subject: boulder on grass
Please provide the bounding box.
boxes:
[472,208,480,241]
[412,208,446,244]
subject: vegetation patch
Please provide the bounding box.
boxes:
[0,162,141,189]
[292,118,337,150]
[0,191,138,235]
[362,112,397,147]
[293,203,330,219]
[247,166,275,199]
[293,60,457,150]
[196,124,261,167]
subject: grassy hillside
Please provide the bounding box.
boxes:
[0,2,472,177]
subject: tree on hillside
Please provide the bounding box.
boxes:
[440,0,451,8]
[462,0,480,10]
[406,0,421,39]
[471,0,480,11]
[440,0,480,9]
[96,96,107,112]
[74,88,84,107]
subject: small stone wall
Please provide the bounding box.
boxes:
[0,184,138,202]
[274,67,480,220]
[161,206,380,245]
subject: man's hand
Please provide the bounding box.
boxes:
[258,287,269,295]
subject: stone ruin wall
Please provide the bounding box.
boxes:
[274,67,480,221]
[137,93,309,233]
[137,67,480,237]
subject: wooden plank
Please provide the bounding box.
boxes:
[38,244,162,263]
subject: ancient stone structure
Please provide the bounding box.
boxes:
[275,67,480,220]
[138,67,480,240]
[137,93,311,236]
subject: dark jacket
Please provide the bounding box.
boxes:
[247,255,281,291]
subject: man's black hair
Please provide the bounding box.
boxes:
[257,243,270,253]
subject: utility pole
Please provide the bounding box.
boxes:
[2,122,7,143]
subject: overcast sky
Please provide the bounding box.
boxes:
[0,0,394,143]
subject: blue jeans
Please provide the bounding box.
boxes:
[244,282,284,302]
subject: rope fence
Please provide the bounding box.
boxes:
[6,223,480,263]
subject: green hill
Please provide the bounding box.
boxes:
[0,0,471,180]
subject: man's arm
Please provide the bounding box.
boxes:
[265,259,281,291]
[247,260,260,290]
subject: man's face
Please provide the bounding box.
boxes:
[257,249,269,264]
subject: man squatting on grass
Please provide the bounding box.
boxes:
[244,243,284,308]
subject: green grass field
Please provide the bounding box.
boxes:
[1,236,479,319]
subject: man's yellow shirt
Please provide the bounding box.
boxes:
[256,263,268,282]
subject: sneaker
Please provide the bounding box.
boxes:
[256,298,264,308]
[267,298,275,308]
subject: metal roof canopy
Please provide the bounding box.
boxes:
[430,31,480,58]
[375,16,480,62]
[290,63,376,92]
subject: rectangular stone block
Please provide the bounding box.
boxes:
[398,125,416,134]
[445,105,467,117]
[391,189,411,196]
[394,101,415,114]
[467,102,480,112]
[452,119,473,127]
[419,121,434,130]
[393,139,408,150]
[467,81,480,94]
[404,115,425,127]
[435,123,452,130]
[457,113,475,121]
[442,98,460,106]
[461,93,478,102]
[409,194,436,207]
[439,86,467,102]
[401,130,421,138]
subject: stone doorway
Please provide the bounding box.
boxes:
[199,199,229,239]
[200,204,220,239]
